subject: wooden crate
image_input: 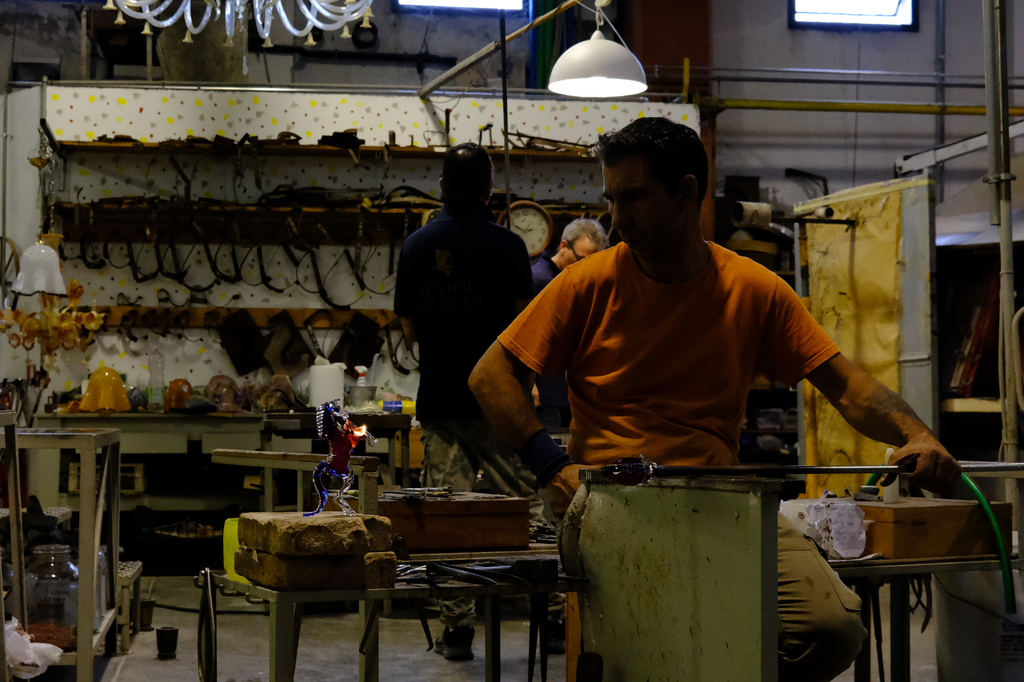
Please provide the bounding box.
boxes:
[346,491,530,551]
[855,498,1012,560]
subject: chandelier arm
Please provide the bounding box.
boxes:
[115,0,372,38]
[224,0,237,39]
[307,0,370,21]
[323,1,373,24]
[183,2,214,33]
[274,0,315,37]
[294,0,365,31]
[253,2,275,40]
[144,3,193,29]
[142,2,191,28]
[115,0,179,22]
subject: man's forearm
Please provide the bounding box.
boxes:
[840,382,933,446]
[809,355,933,447]
[469,342,544,450]
[807,353,960,493]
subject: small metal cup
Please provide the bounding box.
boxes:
[156,626,178,660]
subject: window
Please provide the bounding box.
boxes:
[394,0,524,11]
[789,0,917,31]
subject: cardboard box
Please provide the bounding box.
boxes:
[856,498,1012,560]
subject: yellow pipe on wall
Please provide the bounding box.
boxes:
[711,97,1024,117]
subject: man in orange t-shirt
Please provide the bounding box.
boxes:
[468,117,960,682]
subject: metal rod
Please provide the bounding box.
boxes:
[934,0,947,202]
[982,0,1018,479]
[1,88,8,304]
[500,9,512,228]
[146,33,153,82]
[713,97,1024,117]
[417,0,584,99]
[896,118,1024,175]
[597,461,1024,478]
[80,3,89,81]
[664,64,1024,81]
[696,75,1024,90]
[7,80,668,100]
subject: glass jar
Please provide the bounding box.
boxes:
[25,544,79,650]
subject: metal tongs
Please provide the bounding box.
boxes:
[380,487,456,500]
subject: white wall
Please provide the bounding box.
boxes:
[711,0,1019,209]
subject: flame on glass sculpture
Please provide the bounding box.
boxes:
[305,399,373,517]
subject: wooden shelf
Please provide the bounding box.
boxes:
[57,201,604,246]
[94,305,395,329]
[940,398,1002,413]
[59,141,597,162]
[53,608,117,666]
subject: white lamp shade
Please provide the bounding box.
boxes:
[12,244,66,296]
[548,30,648,98]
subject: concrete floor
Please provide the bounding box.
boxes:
[38,576,567,682]
[33,576,940,682]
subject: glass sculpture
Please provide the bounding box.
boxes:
[305,399,373,517]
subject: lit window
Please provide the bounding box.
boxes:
[395,0,524,10]
[790,0,916,30]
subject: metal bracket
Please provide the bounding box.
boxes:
[984,173,1017,183]
[39,118,63,161]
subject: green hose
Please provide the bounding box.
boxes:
[865,471,1016,614]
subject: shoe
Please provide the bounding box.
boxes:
[434,626,475,661]
[547,618,566,654]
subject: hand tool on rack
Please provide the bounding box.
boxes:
[126,240,160,283]
[199,219,245,284]
[256,246,285,293]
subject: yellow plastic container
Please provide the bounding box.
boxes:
[222,518,249,584]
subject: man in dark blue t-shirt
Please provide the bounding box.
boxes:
[394,142,541,661]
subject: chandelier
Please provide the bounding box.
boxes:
[101,0,375,45]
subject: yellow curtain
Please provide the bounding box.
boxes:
[798,180,909,497]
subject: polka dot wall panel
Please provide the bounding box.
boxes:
[27,85,697,392]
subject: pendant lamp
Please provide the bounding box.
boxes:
[11,240,65,296]
[548,29,647,98]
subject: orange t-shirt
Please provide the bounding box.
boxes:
[498,242,839,467]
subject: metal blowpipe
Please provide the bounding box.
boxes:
[598,456,1024,487]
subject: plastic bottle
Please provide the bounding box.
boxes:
[148,348,165,410]
[355,365,368,386]
[380,400,416,415]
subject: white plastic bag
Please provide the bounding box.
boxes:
[5,618,63,679]
[805,493,867,559]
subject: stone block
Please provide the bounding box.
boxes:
[237,512,391,556]
[234,545,397,591]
